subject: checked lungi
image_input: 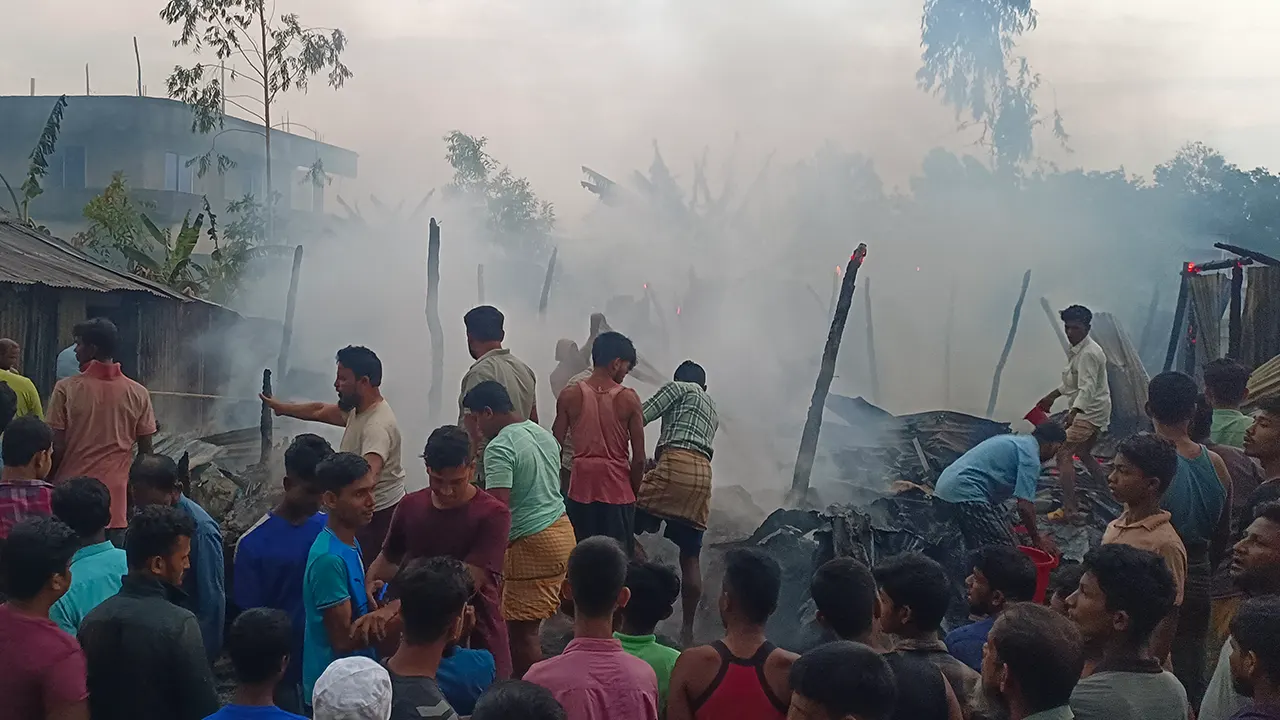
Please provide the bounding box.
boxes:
[938,499,1016,551]
[635,448,713,530]
[502,514,575,622]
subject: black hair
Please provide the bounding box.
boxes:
[723,548,782,625]
[811,557,876,639]
[74,317,118,358]
[1256,501,1280,526]
[1059,305,1093,326]
[397,556,474,645]
[1147,371,1201,425]
[1230,596,1280,685]
[0,517,80,600]
[988,603,1084,712]
[674,361,707,389]
[462,380,516,415]
[422,425,473,470]
[284,433,334,482]
[1032,422,1067,445]
[1081,543,1175,644]
[51,476,112,539]
[1204,358,1252,407]
[1258,397,1280,418]
[335,345,383,387]
[1048,562,1085,600]
[591,331,637,369]
[872,552,951,632]
[1190,399,1214,443]
[464,305,506,342]
[0,382,15,434]
[129,453,181,492]
[973,545,1038,602]
[567,536,629,618]
[228,608,293,684]
[0,415,53,467]
[789,641,896,720]
[313,452,372,495]
[1116,433,1179,494]
[622,561,681,632]
[472,681,568,720]
[125,505,196,570]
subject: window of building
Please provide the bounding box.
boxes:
[164,152,195,193]
[61,146,86,189]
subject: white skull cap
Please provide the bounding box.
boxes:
[312,656,393,720]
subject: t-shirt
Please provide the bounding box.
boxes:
[1070,667,1189,720]
[933,435,1043,505]
[1102,510,1188,605]
[484,421,566,541]
[1212,409,1254,449]
[460,348,538,484]
[341,400,407,512]
[203,704,307,720]
[47,360,157,528]
[303,526,376,700]
[0,367,43,419]
[883,651,951,720]
[525,637,659,720]
[383,488,512,679]
[616,632,680,710]
[388,670,461,720]
[944,615,995,671]
[50,541,128,635]
[0,604,88,718]
[234,511,327,685]
[1230,705,1280,720]
[438,646,495,716]
[56,345,80,381]
[1203,637,1248,720]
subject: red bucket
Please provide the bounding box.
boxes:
[1024,407,1050,426]
[1018,546,1059,603]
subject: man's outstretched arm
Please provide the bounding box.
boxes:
[260,395,346,426]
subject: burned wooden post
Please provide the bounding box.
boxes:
[1229,263,1244,359]
[1137,286,1160,360]
[426,219,444,422]
[944,282,955,407]
[259,369,273,465]
[789,244,868,506]
[277,244,304,379]
[477,263,486,305]
[1040,297,1070,355]
[864,276,880,404]
[539,247,558,316]
[987,270,1032,417]
[1163,263,1193,372]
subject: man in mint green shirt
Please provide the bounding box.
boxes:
[49,476,129,634]
[1205,359,1254,448]
[463,380,574,678]
[615,561,682,712]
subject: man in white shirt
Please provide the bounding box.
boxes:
[1037,304,1111,522]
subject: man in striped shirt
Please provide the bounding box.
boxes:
[635,360,718,645]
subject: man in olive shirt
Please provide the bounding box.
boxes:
[459,306,537,485]
[1205,359,1254,448]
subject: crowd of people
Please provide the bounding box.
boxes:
[2,303,1280,720]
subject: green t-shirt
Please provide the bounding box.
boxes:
[1210,408,1253,449]
[616,632,681,710]
[483,421,565,541]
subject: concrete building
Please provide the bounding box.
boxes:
[0,95,358,240]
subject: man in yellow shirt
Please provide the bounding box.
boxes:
[0,338,43,420]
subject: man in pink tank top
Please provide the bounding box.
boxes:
[553,332,646,556]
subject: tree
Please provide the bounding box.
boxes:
[444,131,555,255]
[0,95,68,228]
[73,172,154,258]
[160,0,351,238]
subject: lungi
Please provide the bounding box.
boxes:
[1172,545,1212,707]
[635,448,713,530]
[501,514,575,622]
[939,499,1016,551]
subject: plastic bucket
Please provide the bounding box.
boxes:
[1024,407,1050,426]
[1018,546,1059,603]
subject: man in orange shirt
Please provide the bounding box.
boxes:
[47,318,156,545]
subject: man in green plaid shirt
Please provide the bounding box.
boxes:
[635,361,718,645]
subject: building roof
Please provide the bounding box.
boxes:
[0,213,190,300]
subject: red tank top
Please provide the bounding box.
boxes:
[692,641,788,720]
[567,380,635,505]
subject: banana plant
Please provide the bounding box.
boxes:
[0,95,68,228]
[124,211,209,296]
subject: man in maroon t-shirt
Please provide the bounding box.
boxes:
[361,425,514,678]
[0,516,89,719]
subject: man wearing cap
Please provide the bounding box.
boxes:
[313,656,394,720]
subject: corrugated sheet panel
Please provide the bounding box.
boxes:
[1248,354,1280,407]
[0,216,187,299]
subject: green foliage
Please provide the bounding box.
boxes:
[0,95,68,227]
[131,211,207,295]
[201,194,296,304]
[444,131,555,255]
[73,172,155,257]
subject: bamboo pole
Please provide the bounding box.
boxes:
[864,275,880,404]
[1040,297,1070,355]
[1137,286,1160,360]
[426,219,443,422]
[133,37,142,96]
[277,245,304,380]
[1164,266,1192,372]
[944,281,955,407]
[539,247,558,316]
[987,269,1032,417]
[1229,263,1243,359]
[259,369,273,465]
[789,244,868,505]
[477,263,485,305]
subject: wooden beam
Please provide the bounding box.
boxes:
[864,275,880,404]
[1230,263,1244,359]
[276,245,303,380]
[1137,285,1160,360]
[1164,266,1192,372]
[476,263,485,305]
[1040,297,1070,355]
[1214,242,1280,267]
[944,282,955,407]
[987,270,1032,417]
[426,219,443,422]
[539,247,558,316]
[789,244,868,505]
[259,369,272,465]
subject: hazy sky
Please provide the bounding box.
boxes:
[4,0,1279,224]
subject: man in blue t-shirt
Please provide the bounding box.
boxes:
[438,639,496,714]
[933,424,1065,555]
[235,434,333,713]
[944,545,1039,670]
[302,451,379,704]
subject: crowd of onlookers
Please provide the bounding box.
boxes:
[3,309,1280,720]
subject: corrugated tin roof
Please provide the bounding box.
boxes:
[0,214,189,300]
